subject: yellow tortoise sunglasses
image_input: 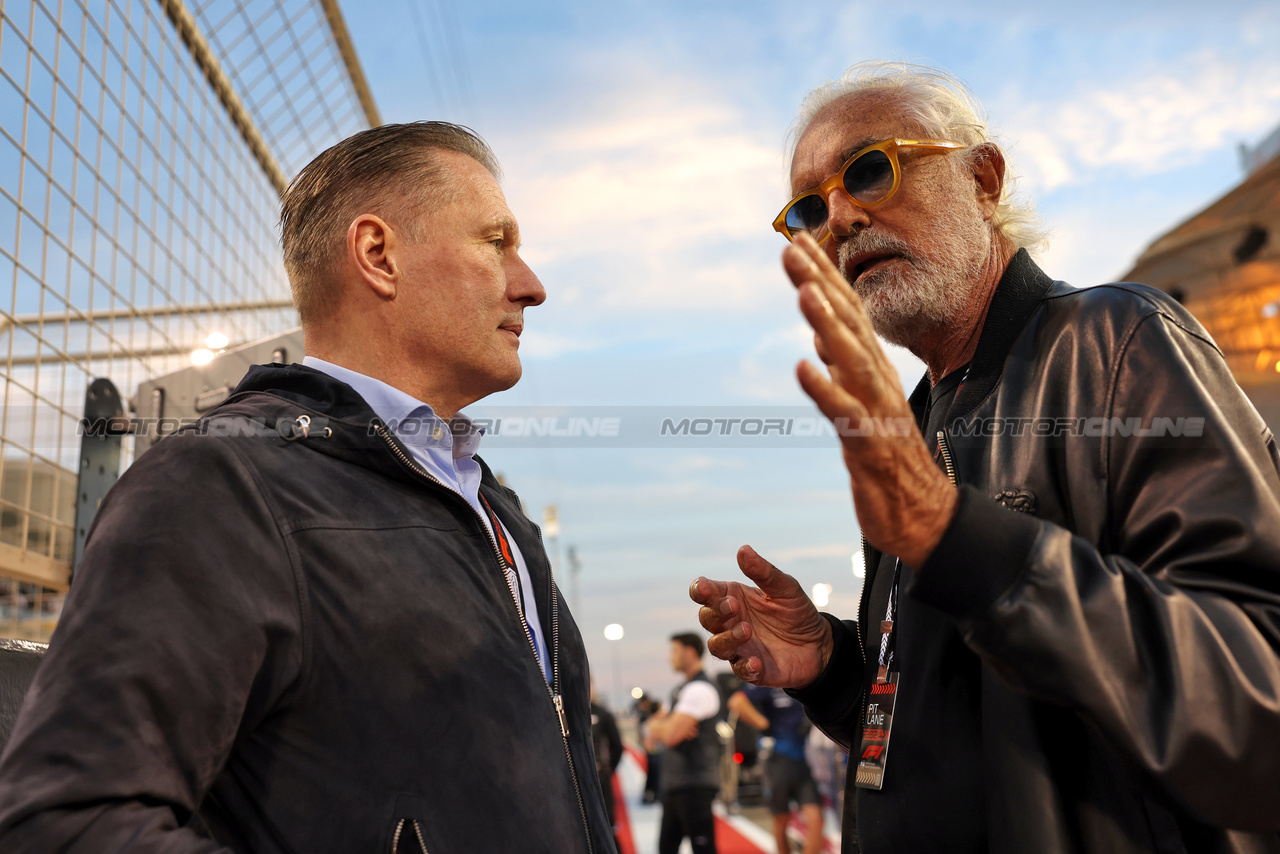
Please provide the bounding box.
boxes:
[773,138,965,244]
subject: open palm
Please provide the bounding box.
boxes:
[691,545,832,688]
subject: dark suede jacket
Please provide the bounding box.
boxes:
[0,365,615,854]
[796,252,1280,853]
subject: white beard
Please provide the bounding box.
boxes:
[837,197,990,352]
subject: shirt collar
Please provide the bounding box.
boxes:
[301,356,483,461]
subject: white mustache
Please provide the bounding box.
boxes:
[836,231,917,280]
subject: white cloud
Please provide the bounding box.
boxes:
[1036,193,1186,287]
[634,453,748,479]
[723,321,811,401]
[516,330,602,358]
[493,72,790,316]
[768,542,858,563]
[1003,52,1280,192]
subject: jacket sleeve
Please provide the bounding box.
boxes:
[788,613,864,751]
[910,311,1280,831]
[0,433,305,852]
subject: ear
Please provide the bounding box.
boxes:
[346,214,400,300]
[970,143,1006,221]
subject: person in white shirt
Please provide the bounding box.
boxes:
[645,632,723,854]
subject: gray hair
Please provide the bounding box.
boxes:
[788,61,1048,253]
[280,121,502,324]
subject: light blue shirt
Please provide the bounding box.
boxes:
[303,357,551,681]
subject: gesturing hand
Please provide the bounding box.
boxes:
[786,232,957,569]
[690,545,833,688]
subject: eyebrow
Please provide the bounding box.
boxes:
[492,216,520,247]
[838,137,883,164]
[788,136,880,195]
[795,136,886,194]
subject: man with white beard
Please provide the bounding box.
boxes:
[692,62,1280,853]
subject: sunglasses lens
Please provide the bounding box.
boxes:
[843,150,894,204]
[785,194,828,235]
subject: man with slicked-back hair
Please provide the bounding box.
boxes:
[0,122,616,854]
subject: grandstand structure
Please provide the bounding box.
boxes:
[1124,125,1280,426]
[0,0,379,639]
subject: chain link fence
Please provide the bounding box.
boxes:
[0,0,376,639]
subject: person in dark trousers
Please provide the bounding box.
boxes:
[0,122,616,853]
[591,685,624,846]
[634,691,662,803]
[692,61,1280,853]
[645,632,721,854]
[729,686,825,854]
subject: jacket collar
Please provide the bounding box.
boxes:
[908,249,1057,423]
[231,362,377,418]
[221,363,491,491]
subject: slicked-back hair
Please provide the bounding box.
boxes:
[671,632,705,658]
[279,121,501,324]
[788,61,1048,253]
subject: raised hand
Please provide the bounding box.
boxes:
[690,545,833,687]
[786,232,957,569]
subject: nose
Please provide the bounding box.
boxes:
[508,251,546,307]
[824,186,871,242]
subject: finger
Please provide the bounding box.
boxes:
[794,231,842,277]
[813,332,833,366]
[797,289,885,408]
[786,232,846,290]
[786,235,872,336]
[798,283,903,409]
[698,600,738,634]
[731,655,762,682]
[689,576,728,606]
[706,620,751,661]
[792,242,901,386]
[797,359,867,425]
[783,245,861,331]
[789,240,904,393]
[798,283,870,369]
[786,254,885,396]
[737,545,804,600]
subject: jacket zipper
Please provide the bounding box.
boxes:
[854,532,872,748]
[534,522,594,852]
[390,818,429,853]
[936,430,958,486]
[374,424,594,854]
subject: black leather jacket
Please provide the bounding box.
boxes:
[795,252,1280,853]
[0,365,616,854]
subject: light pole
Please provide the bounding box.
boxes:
[567,546,582,612]
[542,505,562,583]
[603,623,624,709]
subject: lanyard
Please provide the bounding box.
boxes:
[479,493,521,600]
[860,364,967,789]
[478,493,545,674]
[876,558,903,683]
[858,556,903,789]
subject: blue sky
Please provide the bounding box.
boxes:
[341,1,1280,706]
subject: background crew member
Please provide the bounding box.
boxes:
[646,632,722,854]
